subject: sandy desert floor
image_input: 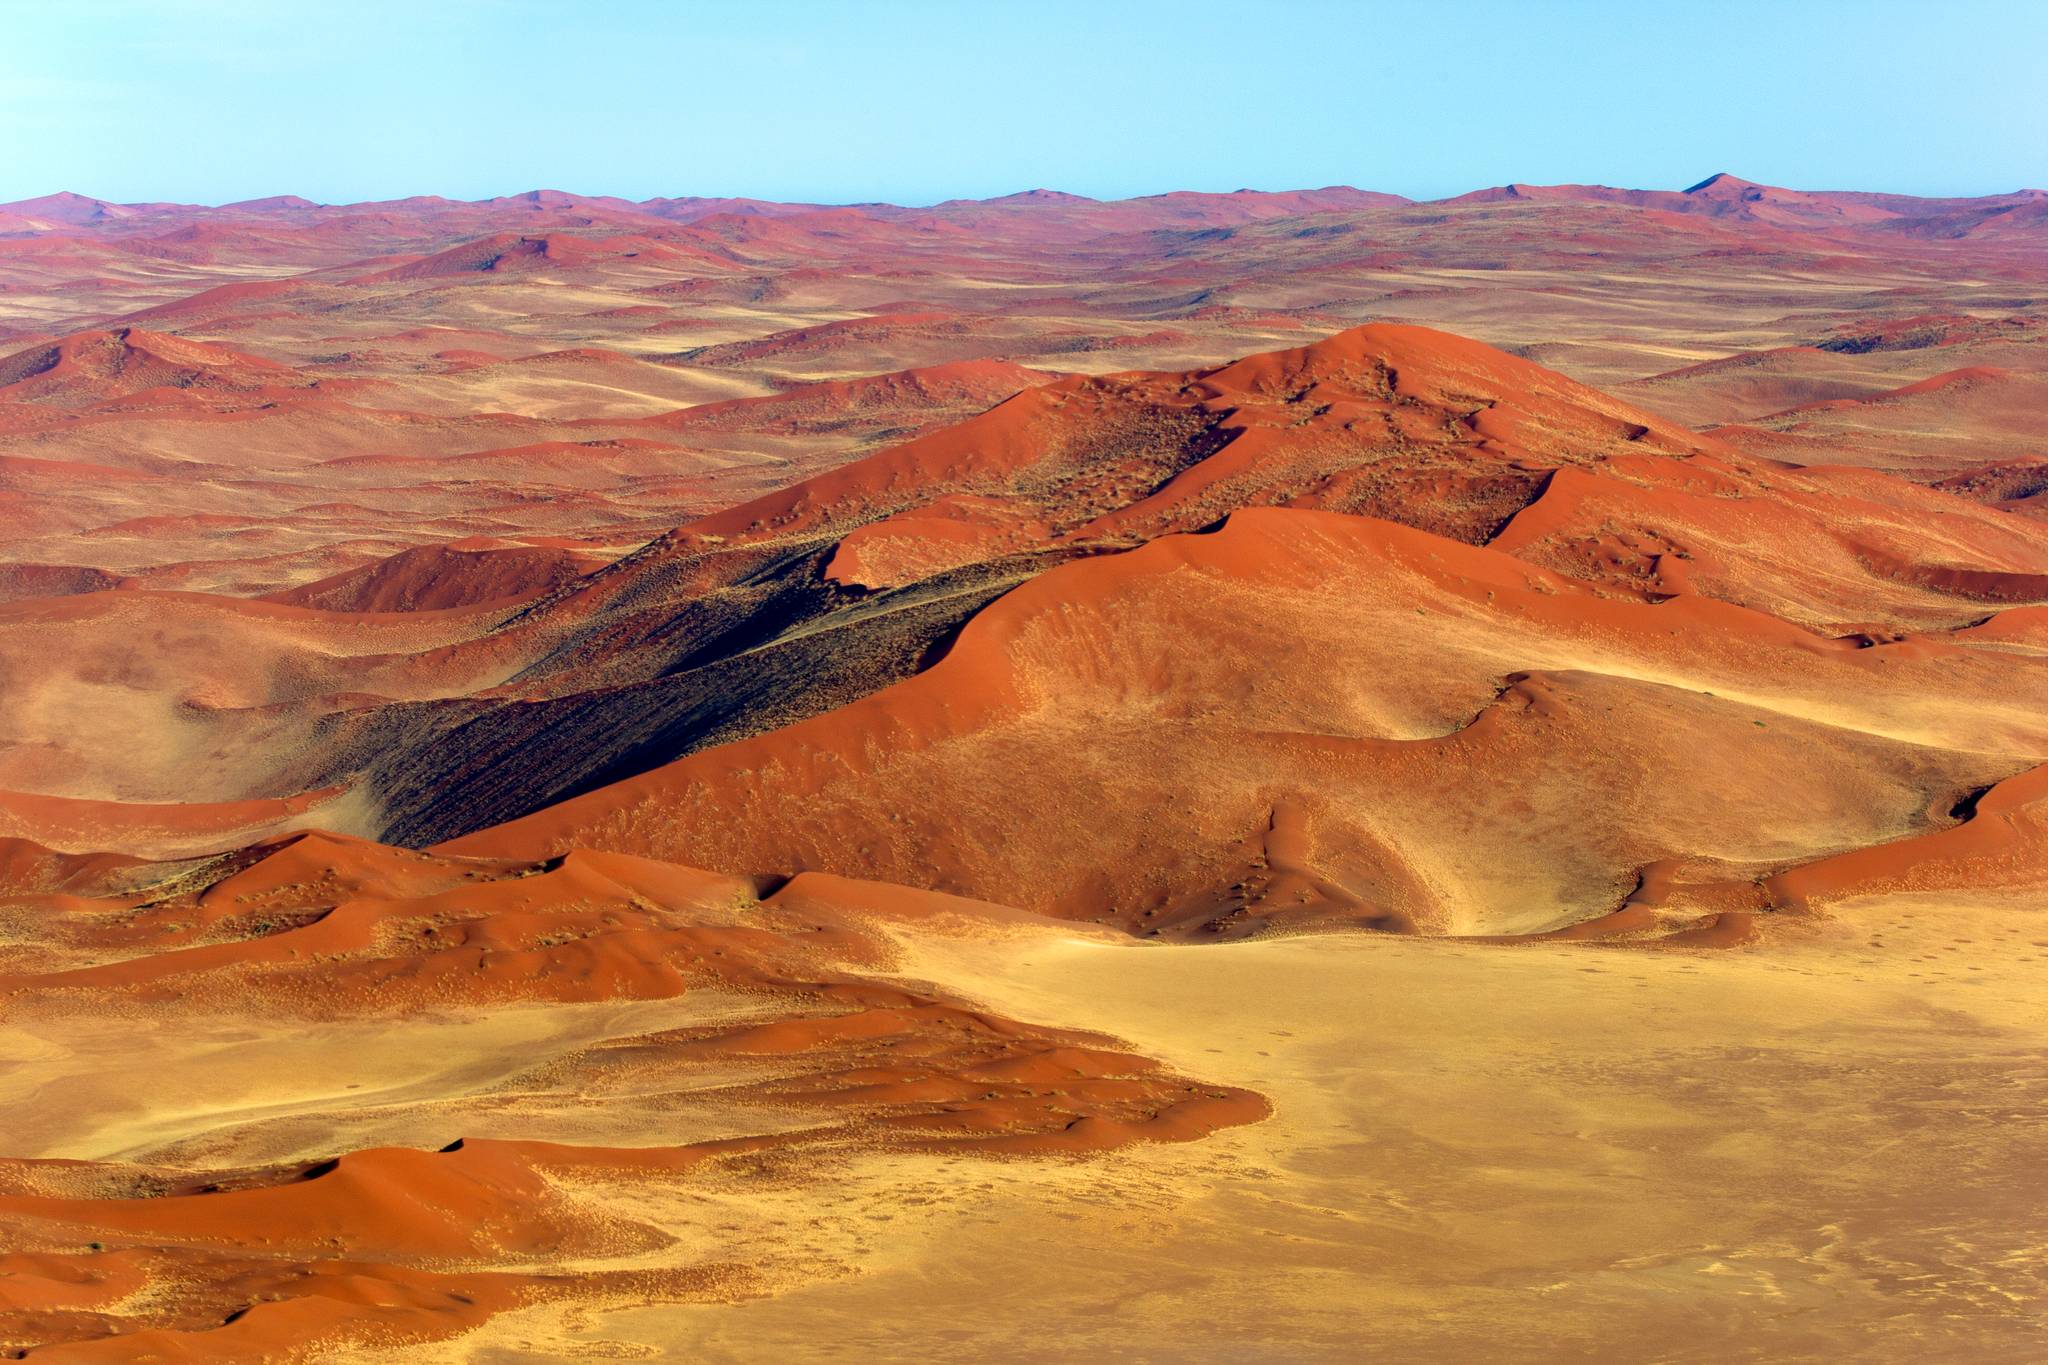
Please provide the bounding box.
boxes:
[12,890,2038,1362]
[683,898,2044,1363]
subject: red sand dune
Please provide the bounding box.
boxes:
[262,539,606,613]
[0,833,1263,1356]
[633,357,1052,436]
[0,328,298,407]
[2,177,2046,1360]
[1720,361,2048,475]
[353,232,730,283]
[1935,456,2048,514]
[450,504,2044,938]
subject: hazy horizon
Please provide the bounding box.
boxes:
[6,0,2044,206]
[11,168,2045,214]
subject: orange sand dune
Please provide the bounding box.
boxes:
[0,328,298,409]
[0,835,1261,1358]
[8,325,2040,859]
[0,786,344,861]
[263,540,606,613]
[1762,760,2048,907]
[3,182,2047,1360]
[684,322,1717,562]
[669,325,2046,628]
[631,357,1052,437]
[1716,359,2048,476]
[351,232,731,283]
[1936,456,2048,515]
[451,507,2046,936]
[1619,345,1899,425]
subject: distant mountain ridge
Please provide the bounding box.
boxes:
[5,174,2040,241]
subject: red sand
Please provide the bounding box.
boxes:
[2,178,2046,1359]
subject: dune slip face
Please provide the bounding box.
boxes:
[2,177,2047,1360]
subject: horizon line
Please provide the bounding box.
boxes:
[9,172,2048,215]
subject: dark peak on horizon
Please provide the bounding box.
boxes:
[224,194,323,211]
[985,189,1099,205]
[1684,172,1766,195]
[1687,170,1769,197]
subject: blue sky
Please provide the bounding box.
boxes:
[3,0,2043,206]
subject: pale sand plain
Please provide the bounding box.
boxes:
[306,887,2048,1362]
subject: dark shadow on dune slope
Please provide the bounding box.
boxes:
[342,548,1073,847]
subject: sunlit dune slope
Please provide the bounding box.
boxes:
[449,506,2047,937]
[6,325,2043,883]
